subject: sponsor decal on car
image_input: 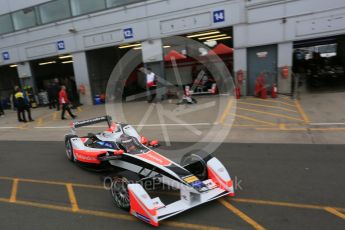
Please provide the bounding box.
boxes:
[137,151,172,166]
[183,175,199,183]
[183,175,208,191]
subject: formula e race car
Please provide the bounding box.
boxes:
[65,116,235,226]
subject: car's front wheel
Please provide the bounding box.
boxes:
[65,135,77,162]
[110,171,141,211]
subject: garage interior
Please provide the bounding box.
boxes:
[0,65,20,108]
[293,35,345,93]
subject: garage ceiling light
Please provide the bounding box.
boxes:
[59,55,72,59]
[10,64,18,68]
[207,36,232,42]
[133,47,142,50]
[187,31,220,38]
[163,45,171,48]
[119,43,141,49]
[62,60,74,64]
[38,61,56,66]
[198,34,228,40]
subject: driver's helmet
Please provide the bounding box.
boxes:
[119,135,137,152]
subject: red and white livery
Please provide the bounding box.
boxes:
[65,116,235,226]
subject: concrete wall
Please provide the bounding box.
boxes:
[0,0,240,66]
[233,0,345,95]
[1,0,345,98]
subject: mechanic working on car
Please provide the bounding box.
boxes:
[59,85,77,120]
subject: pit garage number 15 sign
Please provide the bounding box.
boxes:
[213,10,225,23]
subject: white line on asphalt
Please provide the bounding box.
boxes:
[132,123,211,127]
[309,123,345,126]
[33,123,212,129]
[0,127,18,129]
[34,126,70,129]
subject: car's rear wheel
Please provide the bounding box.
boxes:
[65,135,77,162]
[110,171,141,211]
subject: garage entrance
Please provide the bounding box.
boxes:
[293,35,345,92]
[30,55,78,106]
[0,65,20,108]
[162,27,233,97]
[86,46,142,103]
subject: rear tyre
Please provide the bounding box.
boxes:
[65,135,77,162]
[181,150,210,181]
[110,171,141,211]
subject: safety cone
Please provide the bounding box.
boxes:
[271,84,277,98]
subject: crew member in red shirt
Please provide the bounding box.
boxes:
[59,85,76,120]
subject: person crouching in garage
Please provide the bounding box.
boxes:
[59,85,77,120]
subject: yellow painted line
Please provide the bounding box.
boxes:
[245,98,296,107]
[279,123,287,130]
[237,102,298,113]
[52,111,59,121]
[324,207,345,220]
[233,198,345,212]
[237,107,304,122]
[294,100,310,124]
[219,198,265,230]
[17,123,29,129]
[232,124,270,127]
[219,98,234,124]
[36,117,44,126]
[0,197,228,230]
[66,183,79,212]
[9,179,19,203]
[0,176,103,189]
[230,113,277,126]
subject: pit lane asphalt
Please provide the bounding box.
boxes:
[0,141,344,230]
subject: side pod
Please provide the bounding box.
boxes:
[207,157,235,197]
[128,184,159,226]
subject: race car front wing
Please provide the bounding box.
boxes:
[128,157,235,226]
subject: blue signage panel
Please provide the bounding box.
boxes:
[2,51,10,61]
[123,28,134,39]
[213,10,225,23]
[57,40,65,50]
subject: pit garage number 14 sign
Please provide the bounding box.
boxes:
[213,10,225,23]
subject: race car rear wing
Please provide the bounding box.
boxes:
[71,116,112,130]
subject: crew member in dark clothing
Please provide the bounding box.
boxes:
[23,90,34,122]
[14,88,26,122]
[50,78,60,111]
[47,83,56,109]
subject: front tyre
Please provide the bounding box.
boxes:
[65,135,77,162]
[110,171,141,211]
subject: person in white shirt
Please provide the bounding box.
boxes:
[146,68,156,103]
